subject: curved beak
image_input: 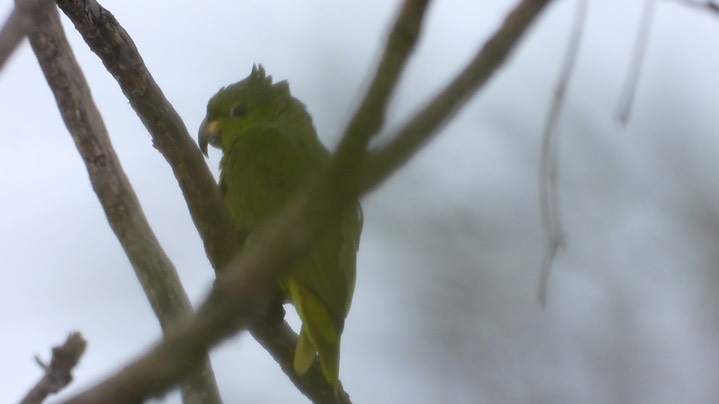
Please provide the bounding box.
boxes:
[198,117,221,157]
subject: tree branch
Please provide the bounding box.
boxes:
[674,0,719,17]
[61,0,553,403]
[20,332,86,404]
[55,0,241,271]
[538,0,586,306]
[0,0,53,71]
[26,5,220,404]
[360,0,552,192]
[333,0,430,172]
[617,0,657,125]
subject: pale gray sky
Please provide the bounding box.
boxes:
[1,1,719,403]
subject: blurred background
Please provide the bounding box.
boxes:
[1,1,719,402]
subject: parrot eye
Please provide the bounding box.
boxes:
[230,104,248,120]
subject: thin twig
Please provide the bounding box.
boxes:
[26,5,221,404]
[20,332,86,404]
[0,0,53,71]
[674,0,719,17]
[617,0,657,125]
[61,0,553,402]
[537,0,587,306]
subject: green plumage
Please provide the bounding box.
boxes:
[198,65,361,386]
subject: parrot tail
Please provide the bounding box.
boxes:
[294,326,316,374]
[288,279,342,387]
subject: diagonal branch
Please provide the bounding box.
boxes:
[0,0,53,71]
[26,5,220,404]
[62,0,553,403]
[333,0,430,170]
[55,0,241,272]
[674,0,719,17]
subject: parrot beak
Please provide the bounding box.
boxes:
[198,117,222,157]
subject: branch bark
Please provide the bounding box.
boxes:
[26,5,220,404]
[20,332,86,404]
[0,0,53,71]
[333,0,430,171]
[55,0,242,272]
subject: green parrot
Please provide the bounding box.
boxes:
[198,65,361,387]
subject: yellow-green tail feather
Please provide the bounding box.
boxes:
[293,326,316,375]
[289,279,341,386]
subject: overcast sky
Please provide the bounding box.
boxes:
[2,1,719,403]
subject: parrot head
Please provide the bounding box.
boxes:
[198,65,309,156]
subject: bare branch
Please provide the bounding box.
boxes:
[333,0,430,169]
[617,0,657,125]
[0,0,53,71]
[674,0,719,17]
[360,0,553,192]
[538,0,587,306]
[61,1,553,403]
[20,332,86,404]
[55,0,242,271]
[26,5,220,403]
